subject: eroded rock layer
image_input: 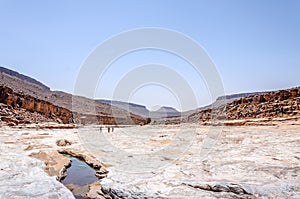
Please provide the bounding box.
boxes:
[183,87,300,124]
[0,86,73,124]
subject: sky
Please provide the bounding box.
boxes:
[0,0,299,111]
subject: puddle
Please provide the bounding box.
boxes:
[73,196,85,199]
[62,155,98,186]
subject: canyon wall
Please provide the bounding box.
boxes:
[0,86,146,126]
[181,87,300,124]
[0,86,73,124]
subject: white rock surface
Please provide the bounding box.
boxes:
[0,128,77,199]
[0,121,299,198]
[79,121,300,198]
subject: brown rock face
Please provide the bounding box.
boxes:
[179,86,300,124]
[0,67,146,126]
[0,86,73,124]
[0,85,146,126]
[291,88,298,98]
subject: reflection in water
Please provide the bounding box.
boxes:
[62,155,98,186]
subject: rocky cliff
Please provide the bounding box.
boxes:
[0,85,73,125]
[0,84,146,126]
[0,67,146,126]
[170,87,300,124]
[225,87,300,119]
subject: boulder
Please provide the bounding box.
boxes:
[56,139,72,146]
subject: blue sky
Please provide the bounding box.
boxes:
[0,0,299,111]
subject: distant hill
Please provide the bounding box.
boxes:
[97,100,180,119]
[150,106,180,118]
[97,99,149,117]
[0,66,50,90]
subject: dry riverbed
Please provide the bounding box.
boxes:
[0,120,299,198]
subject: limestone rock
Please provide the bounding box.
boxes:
[66,184,89,198]
[87,181,108,199]
[56,139,72,146]
[29,150,71,181]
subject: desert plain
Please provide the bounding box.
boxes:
[0,119,299,199]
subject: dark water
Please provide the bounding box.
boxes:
[74,196,85,199]
[62,155,98,186]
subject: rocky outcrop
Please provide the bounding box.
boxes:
[29,150,72,181]
[66,181,108,199]
[225,88,300,120]
[0,84,146,126]
[183,182,253,197]
[0,103,54,126]
[56,139,72,146]
[183,87,300,124]
[0,85,73,124]
[0,66,146,125]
